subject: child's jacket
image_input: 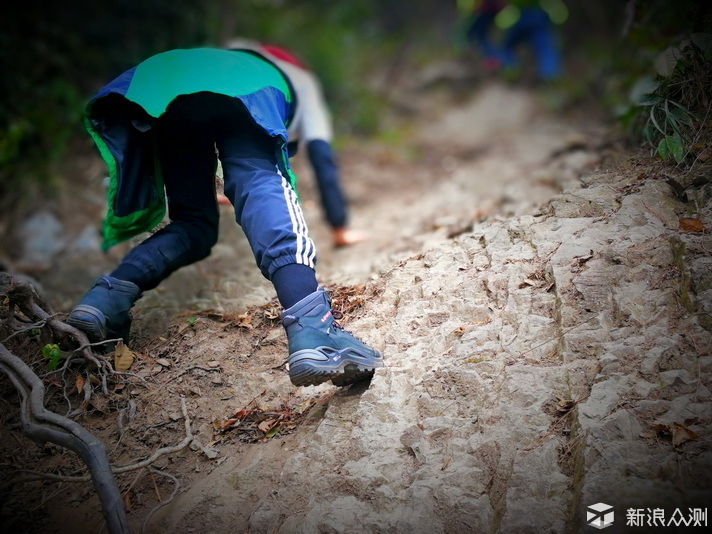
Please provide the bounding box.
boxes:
[86,48,295,250]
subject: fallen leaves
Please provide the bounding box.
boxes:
[325,283,369,318]
[114,340,135,372]
[679,217,708,233]
[225,312,256,330]
[642,422,699,448]
[188,303,283,331]
[213,395,323,443]
[553,397,578,415]
[74,374,85,395]
[518,268,555,291]
[526,396,583,451]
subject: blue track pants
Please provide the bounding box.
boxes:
[115,93,316,291]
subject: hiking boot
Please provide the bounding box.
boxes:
[281,289,383,387]
[67,276,142,343]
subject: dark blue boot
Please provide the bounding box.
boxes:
[281,289,383,387]
[67,276,142,343]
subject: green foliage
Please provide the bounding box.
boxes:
[656,135,686,164]
[640,91,699,164]
[1,1,213,214]
[42,343,62,371]
[633,36,711,165]
[604,0,712,166]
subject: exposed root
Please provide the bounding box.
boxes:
[0,272,195,534]
[0,343,131,534]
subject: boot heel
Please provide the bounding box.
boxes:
[67,304,108,341]
[287,349,334,387]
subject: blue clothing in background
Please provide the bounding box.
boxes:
[502,7,560,80]
[465,1,561,81]
[466,9,503,69]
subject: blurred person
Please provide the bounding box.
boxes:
[464,0,506,71]
[66,47,383,387]
[221,39,369,248]
[463,0,564,81]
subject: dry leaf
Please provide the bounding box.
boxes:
[258,420,277,433]
[679,218,707,232]
[647,422,699,448]
[235,313,253,329]
[555,399,577,414]
[263,306,281,320]
[75,375,85,395]
[122,492,132,512]
[232,408,250,419]
[89,395,110,414]
[697,147,712,162]
[216,418,239,431]
[114,340,135,372]
[671,422,698,447]
[453,318,491,335]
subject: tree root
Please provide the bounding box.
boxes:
[0,343,131,534]
[1,271,201,533]
[140,468,180,534]
[1,272,115,392]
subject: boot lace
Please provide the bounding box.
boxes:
[331,310,347,331]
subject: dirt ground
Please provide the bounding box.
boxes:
[1,71,711,534]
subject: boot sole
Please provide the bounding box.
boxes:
[331,364,378,387]
[288,349,383,387]
[67,305,108,342]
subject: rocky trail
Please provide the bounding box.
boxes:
[1,78,711,534]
